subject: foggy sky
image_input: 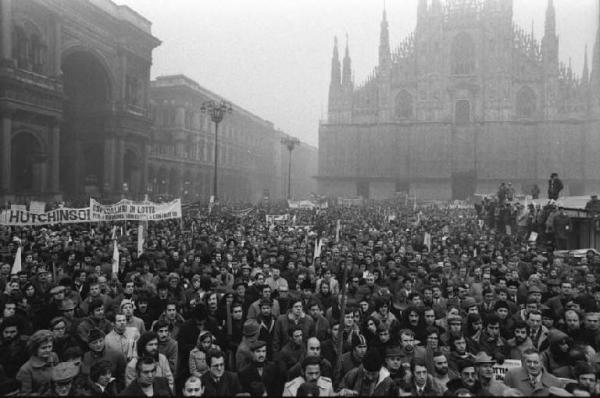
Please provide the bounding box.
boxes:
[117,0,598,147]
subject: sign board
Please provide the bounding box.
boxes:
[288,200,317,210]
[266,214,289,224]
[10,204,26,211]
[492,359,521,381]
[29,201,46,214]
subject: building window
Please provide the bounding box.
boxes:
[126,75,141,106]
[515,86,536,118]
[394,90,413,119]
[451,32,475,75]
[455,100,471,124]
[30,34,46,74]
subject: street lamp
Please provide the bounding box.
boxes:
[281,136,300,200]
[201,100,232,202]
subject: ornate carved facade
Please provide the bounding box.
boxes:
[318,0,600,200]
[0,0,160,203]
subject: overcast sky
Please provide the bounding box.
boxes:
[117,0,598,147]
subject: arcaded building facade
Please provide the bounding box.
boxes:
[0,0,160,203]
[149,75,316,204]
[318,0,600,200]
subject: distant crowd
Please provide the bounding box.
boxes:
[1,176,600,396]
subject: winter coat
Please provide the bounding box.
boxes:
[16,353,59,395]
[272,310,315,352]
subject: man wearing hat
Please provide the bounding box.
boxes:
[334,333,368,388]
[236,319,261,371]
[81,328,127,391]
[238,340,284,396]
[383,345,404,384]
[49,362,80,397]
[473,351,507,396]
[338,349,396,396]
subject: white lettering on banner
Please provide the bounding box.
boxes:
[0,207,91,226]
[492,360,521,381]
[90,199,182,221]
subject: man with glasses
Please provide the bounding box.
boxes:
[201,348,243,396]
[447,359,478,395]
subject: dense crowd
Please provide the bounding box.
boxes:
[1,191,600,397]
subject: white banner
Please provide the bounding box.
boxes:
[0,207,92,226]
[90,199,182,222]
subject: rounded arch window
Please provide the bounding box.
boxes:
[516,86,537,118]
[451,32,476,75]
[395,90,413,119]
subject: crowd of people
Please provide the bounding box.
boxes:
[1,189,600,397]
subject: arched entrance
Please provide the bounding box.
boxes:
[60,50,111,194]
[123,149,141,196]
[11,132,45,193]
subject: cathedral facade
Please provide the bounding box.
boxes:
[317,0,600,200]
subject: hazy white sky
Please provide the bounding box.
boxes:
[117,0,598,147]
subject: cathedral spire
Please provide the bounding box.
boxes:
[583,45,590,86]
[545,0,556,38]
[379,5,391,68]
[342,34,352,87]
[542,0,558,66]
[591,0,600,94]
[330,36,341,88]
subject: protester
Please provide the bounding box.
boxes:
[1,192,599,396]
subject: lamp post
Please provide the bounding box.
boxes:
[281,136,300,200]
[201,100,232,203]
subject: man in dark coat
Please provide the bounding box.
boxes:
[548,173,563,200]
[201,349,243,397]
[239,340,285,396]
[118,356,173,397]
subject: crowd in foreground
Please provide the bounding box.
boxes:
[1,191,600,397]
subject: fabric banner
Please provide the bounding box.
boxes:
[0,207,92,226]
[90,199,182,221]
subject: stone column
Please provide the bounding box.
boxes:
[50,121,60,192]
[119,50,127,105]
[1,113,11,192]
[1,0,12,61]
[115,137,124,191]
[104,138,115,191]
[52,14,62,76]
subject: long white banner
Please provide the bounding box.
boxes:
[0,207,92,226]
[90,199,182,221]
